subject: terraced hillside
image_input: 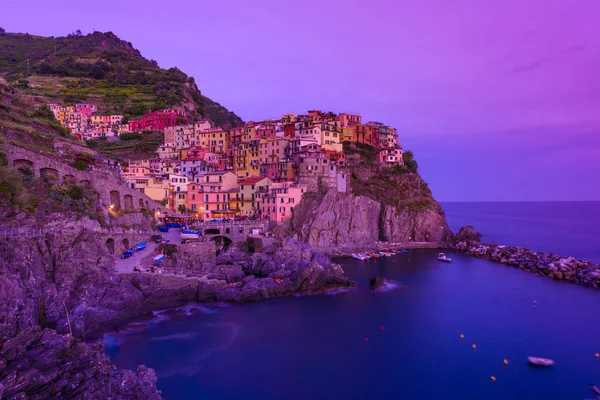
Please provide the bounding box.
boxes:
[0,30,243,129]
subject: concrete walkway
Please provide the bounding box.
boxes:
[114,229,181,274]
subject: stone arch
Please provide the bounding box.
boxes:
[110,190,121,210]
[210,235,232,247]
[63,174,76,184]
[123,194,133,210]
[205,228,220,235]
[139,199,144,209]
[106,238,115,254]
[122,238,130,250]
[40,167,59,183]
[80,179,91,186]
[13,159,34,175]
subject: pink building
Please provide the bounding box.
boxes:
[188,171,238,220]
[260,182,306,223]
[379,146,403,166]
[128,109,186,132]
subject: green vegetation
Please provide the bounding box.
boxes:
[0,31,244,128]
[158,242,177,256]
[86,131,163,161]
[0,165,29,208]
[343,141,378,162]
[74,159,88,170]
[0,83,74,147]
[402,150,418,172]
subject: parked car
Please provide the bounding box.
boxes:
[234,216,242,221]
[222,218,230,222]
[135,242,147,251]
[151,234,163,243]
[121,249,134,259]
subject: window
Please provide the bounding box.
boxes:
[192,194,195,200]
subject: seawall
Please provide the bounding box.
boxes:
[456,241,600,288]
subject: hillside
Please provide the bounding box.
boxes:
[0,30,243,129]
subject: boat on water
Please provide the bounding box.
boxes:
[134,242,147,251]
[527,357,555,367]
[352,253,370,261]
[381,252,394,257]
[401,249,408,254]
[437,253,452,263]
[589,384,600,397]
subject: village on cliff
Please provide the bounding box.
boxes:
[48,104,404,222]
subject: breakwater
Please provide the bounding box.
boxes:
[456,240,600,288]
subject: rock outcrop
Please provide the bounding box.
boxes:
[128,239,355,305]
[454,225,482,244]
[286,190,452,255]
[0,328,161,400]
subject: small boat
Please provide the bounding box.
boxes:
[437,253,452,263]
[401,249,408,254]
[352,253,370,261]
[589,384,600,397]
[158,225,169,233]
[370,253,381,259]
[153,254,165,263]
[180,230,201,240]
[134,242,147,251]
[527,357,555,367]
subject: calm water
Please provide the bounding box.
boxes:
[107,202,600,399]
[443,201,600,263]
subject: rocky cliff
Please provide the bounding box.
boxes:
[0,221,352,397]
[285,148,453,255]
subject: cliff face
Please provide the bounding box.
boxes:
[287,190,450,254]
[285,144,452,254]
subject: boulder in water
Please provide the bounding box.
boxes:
[455,225,482,244]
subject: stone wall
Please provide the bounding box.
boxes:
[1,144,169,215]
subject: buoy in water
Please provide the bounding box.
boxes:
[364,337,369,343]
[595,353,599,358]
[460,334,465,339]
[503,359,509,365]
[380,326,385,332]
[472,344,477,349]
[490,376,496,382]
[533,300,537,304]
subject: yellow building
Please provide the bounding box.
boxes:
[233,176,272,216]
[247,139,261,177]
[340,127,354,142]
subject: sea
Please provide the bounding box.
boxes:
[106,201,600,400]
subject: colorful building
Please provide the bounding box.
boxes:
[260,183,307,223]
[188,171,239,220]
[128,109,186,132]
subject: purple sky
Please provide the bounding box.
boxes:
[3,0,600,201]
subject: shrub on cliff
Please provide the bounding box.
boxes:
[0,166,29,207]
[402,150,418,172]
[75,159,88,171]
